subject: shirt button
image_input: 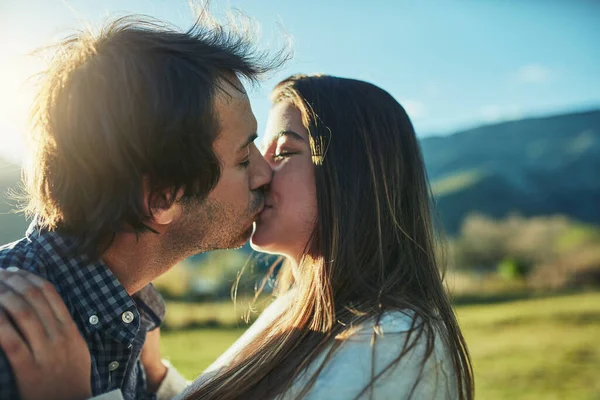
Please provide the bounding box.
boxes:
[108,361,120,371]
[121,311,135,324]
[89,315,99,325]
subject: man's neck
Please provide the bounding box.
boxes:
[101,232,181,295]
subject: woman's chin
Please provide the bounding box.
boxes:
[250,240,279,255]
[249,236,264,252]
[250,227,270,252]
[250,228,281,254]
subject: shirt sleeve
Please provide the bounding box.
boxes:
[155,360,191,400]
[87,389,125,400]
[0,348,19,400]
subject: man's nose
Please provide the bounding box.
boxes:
[250,147,273,191]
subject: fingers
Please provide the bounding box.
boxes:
[0,307,33,370]
[4,273,59,330]
[21,274,74,328]
[0,270,93,400]
[0,269,80,355]
[1,270,74,328]
[0,280,50,356]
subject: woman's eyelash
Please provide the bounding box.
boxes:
[273,151,296,160]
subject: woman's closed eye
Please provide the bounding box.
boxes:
[273,150,298,161]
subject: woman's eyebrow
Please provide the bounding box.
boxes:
[273,130,306,143]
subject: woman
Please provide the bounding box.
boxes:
[184,74,472,400]
[3,74,473,399]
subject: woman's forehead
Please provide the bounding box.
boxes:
[263,103,307,142]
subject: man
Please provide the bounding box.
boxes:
[0,14,284,400]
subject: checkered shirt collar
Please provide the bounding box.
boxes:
[26,221,141,346]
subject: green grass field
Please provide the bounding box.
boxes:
[161,292,600,399]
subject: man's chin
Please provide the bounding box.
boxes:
[242,225,254,242]
[227,225,254,249]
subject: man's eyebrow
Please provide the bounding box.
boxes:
[239,133,258,151]
[273,130,306,142]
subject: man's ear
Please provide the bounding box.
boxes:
[142,178,185,226]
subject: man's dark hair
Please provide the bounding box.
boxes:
[24,13,287,257]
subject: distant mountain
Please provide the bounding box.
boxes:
[1,109,599,244]
[422,109,600,233]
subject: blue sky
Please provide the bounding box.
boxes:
[0,0,598,163]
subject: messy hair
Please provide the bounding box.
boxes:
[24,11,288,257]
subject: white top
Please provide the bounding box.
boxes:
[181,291,458,399]
[279,313,457,399]
[94,291,458,400]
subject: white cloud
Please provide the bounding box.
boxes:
[515,64,553,84]
[503,105,524,120]
[478,104,524,123]
[479,105,502,122]
[401,100,427,120]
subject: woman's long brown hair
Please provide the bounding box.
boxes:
[185,74,473,399]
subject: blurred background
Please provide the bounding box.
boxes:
[1,1,599,398]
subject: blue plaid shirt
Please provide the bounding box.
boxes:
[0,222,166,400]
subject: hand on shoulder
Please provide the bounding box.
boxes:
[0,268,92,400]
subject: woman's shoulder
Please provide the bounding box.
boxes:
[285,310,457,399]
[349,309,419,336]
[334,310,449,362]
